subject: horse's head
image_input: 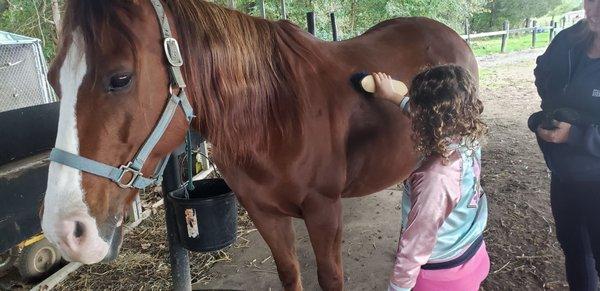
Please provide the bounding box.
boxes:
[41,0,190,264]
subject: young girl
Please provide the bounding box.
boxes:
[372,65,490,291]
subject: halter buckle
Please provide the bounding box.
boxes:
[164,37,184,67]
[116,162,142,189]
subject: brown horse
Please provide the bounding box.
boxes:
[41,0,477,290]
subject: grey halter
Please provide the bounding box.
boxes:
[50,0,195,190]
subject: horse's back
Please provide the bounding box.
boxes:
[332,17,477,83]
[332,17,477,197]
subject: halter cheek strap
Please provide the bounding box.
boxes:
[50,0,195,190]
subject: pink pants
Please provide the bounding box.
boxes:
[413,242,490,291]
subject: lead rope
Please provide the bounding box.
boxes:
[185,130,195,196]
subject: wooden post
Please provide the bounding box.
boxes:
[501,20,510,53]
[525,17,531,28]
[532,20,538,48]
[129,194,143,223]
[51,0,61,39]
[280,0,287,19]
[330,12,338,41]
[228,0,235,9]
[464,20,471,45]
[549,20,555,42]
[258,0,266,18]
[307,12,316,35]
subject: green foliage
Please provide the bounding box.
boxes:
[471,0,578,31]
[0,0,60,60]
[0,0,575,62]
[215,0,487,39]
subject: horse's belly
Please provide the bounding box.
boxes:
[341,98,418,197]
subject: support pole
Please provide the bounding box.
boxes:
[464,20,471,46]
[280,0,287,19]
[501,20,510,53]
[532,20,538,48]
[549,20,555,42]
[330,12,338,41]
[307,12,315,35]
[163,154,192,291]
[258,0,266,18]
[228,0,235,9]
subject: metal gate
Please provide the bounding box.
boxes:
[0,31,55,113]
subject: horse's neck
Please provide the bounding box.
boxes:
[177,4,328,164]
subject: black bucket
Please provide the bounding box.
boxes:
[167,178,237,252]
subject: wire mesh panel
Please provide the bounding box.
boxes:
[0,32,55,113]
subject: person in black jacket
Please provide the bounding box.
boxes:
[530,1,600,289]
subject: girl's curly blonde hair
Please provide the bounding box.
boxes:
[409,64,487,159]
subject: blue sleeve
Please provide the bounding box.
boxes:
[568,124,600,157]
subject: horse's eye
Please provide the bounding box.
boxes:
[109,74,132,92]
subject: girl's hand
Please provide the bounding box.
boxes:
[373,72,404,104]
[537,121,572,144]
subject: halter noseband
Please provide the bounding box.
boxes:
[50,0,195,190]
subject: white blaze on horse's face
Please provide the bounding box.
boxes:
[42,31,110,264]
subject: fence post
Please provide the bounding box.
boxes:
[307,12,316,35]
[501,20,510,53]
[330,13,338,41]
[228,0,235,9]
[561,16,567,29]
[464,20,471,45]
[258,0,266,18]
[532,20,538,48]
[280,0,287,19]
[549,20,555,42]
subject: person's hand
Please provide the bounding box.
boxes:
[537,121,572,144]
[373,72,403,104]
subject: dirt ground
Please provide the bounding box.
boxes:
[0,48,569,290]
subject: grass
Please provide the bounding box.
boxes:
[470,31,551,57]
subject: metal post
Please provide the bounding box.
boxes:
[330,12,338,41]
[532,20,538,48]
[549,20,555,42]
[280,0,287,19]
[163,154,192,291]
[258,0,266,18]
[464,20,471,46]
[307,12,316,35]
[501,20,510,53]
[561,16,566,29]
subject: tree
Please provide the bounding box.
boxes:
[471,0,568,31]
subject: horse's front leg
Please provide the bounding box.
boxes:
[302,194,344,291]
[240,198,302,290]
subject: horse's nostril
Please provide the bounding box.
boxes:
[74,221,85,238]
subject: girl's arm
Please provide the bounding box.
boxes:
[373,72,406,105]
[389,170,460,291]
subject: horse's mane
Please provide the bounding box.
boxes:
[166,1,320,165]
[61,0,321,166]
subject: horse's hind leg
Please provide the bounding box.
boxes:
[244,204,302,290]
[303,195,344,291]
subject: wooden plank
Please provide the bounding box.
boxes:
[30,262,83,291]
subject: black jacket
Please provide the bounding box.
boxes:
[533,20,600,182]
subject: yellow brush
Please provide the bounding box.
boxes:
[360,75,409,96]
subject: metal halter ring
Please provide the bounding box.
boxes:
[116,162,142,189]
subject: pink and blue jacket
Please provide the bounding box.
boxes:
[389,140,488,291]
